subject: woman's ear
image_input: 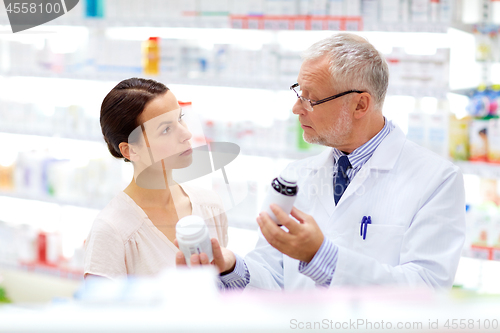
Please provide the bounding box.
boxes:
[119,142,139,162]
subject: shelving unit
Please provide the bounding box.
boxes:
[455,160,500,178]
[1,0,495,288]
[1,70,450,97]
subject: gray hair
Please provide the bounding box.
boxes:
[301,33,389,111]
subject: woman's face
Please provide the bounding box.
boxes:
[131,91,193,171]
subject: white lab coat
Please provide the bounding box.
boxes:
[245,125,466,290]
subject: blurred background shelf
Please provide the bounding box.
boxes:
[0,191,109,210]
[0,70,450,97]
[455,160,500,178]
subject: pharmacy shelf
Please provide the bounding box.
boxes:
[1,70,450,97]
[0,15,451,33]
[464,245,500,262]
[363,21,449,33]
[0,127,102,143]
[0,128,321,161]
[1,69,294,91]
[451,22,500,35]
[454,160,500,178]
[0,191,108,210]
[0,261,83,281]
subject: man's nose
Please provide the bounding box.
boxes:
[292,98,307,115]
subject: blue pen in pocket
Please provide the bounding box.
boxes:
[360,216,371,240]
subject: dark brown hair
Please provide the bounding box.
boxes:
[100,78,169,162]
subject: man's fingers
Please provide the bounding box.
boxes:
[173,239,179,249]
[258,213,288,249]
[175,251,187,266]
[269,205,300,233]
[290,206,308,223]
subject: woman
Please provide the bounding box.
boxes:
[84,78,228,279]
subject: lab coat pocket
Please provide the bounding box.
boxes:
[352,225,406,265]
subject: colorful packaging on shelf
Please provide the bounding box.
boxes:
[85,0,104,18]
[488,85,500,116]
[470,202,495,247]
[0,165,14,191]
[469,119,489,162]
[487,118,500,163]
[448,114,469,161]
[142,37,160,76]
[467,86,497,118]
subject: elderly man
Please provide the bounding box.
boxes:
[178,32,466,290]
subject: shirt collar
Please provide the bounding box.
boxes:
[332,117,394,169]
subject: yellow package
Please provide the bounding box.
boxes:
[448,114,469,161]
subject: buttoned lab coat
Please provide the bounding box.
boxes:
[245,125,466,290]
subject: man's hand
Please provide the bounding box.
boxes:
[257,205,324,263]
[174,238,237,275]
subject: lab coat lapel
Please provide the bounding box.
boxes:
[302,148,335,217]
[336,125,407,206]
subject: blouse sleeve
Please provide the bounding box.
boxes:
[84,219,127,280]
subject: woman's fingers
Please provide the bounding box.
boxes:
[175,251,187,266]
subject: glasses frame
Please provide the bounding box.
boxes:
[290,83,366,112]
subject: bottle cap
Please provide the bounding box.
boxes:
[279,168,298,185]
[176,215,207,241]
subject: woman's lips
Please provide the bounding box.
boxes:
[180,148,193,156]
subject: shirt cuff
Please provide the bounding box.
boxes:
[298,238,338,287]
[219,253,250,290]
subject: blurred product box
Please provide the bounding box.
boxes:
[487,118,500,164]
[469,119,489,162]
[448,114,469,161]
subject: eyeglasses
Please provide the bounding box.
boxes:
[290,83,366,112]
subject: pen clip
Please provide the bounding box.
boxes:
[360,216,367,236]
[363,216,372,240]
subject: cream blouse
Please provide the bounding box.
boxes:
[84,184,228,280]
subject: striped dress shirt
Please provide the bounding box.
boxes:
[220,118,395,289]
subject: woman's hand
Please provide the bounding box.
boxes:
[174,238,236,274]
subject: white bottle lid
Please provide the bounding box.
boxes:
[279,168,298,186]
[176,215,207,242]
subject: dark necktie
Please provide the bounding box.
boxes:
[334,155,351,205]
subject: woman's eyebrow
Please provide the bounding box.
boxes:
[156,120,172,130]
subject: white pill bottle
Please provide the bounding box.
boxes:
[260,169,298,224]
[176,215,213,266]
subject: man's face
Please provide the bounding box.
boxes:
[292,56,354,149]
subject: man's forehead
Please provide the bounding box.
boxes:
[298,70,332,93]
